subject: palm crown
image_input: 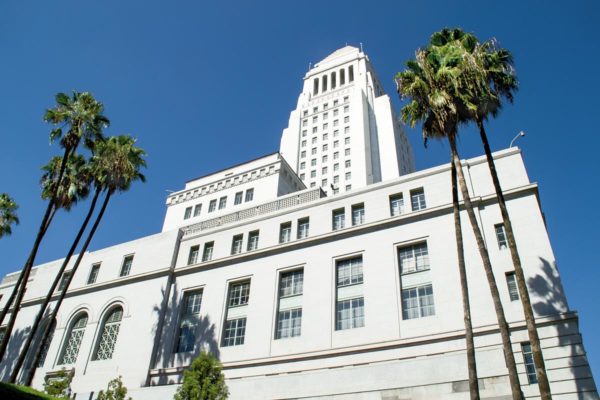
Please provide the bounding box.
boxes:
[91,135,147,194]
[0,193,19,238]
[41,154,92,212]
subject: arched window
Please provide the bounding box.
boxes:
[340,68,346,85]
[331,71,336,89]
[58,313,88,365]
[313,78,319,95]
[322,75,328,92]
[93,306,123,360]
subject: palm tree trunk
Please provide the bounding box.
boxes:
[0,148,72,362]
[477,120,552,399]
[451,160,480,399]
[10,189,100,384]
[24,190,111,386]
[448,134,523,399]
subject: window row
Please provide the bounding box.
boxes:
[312,66,354,96]
[183,188,254,220]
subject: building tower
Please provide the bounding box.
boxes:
[280,45,415,195]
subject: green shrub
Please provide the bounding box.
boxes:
[43,368,72,399]
[174,352,228,400]
[97,376,132,400]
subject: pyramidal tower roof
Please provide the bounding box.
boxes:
[308,45,364,76]
[317,45,360,65]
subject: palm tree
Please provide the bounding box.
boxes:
[431,28,551,398]
[0,193,19,238]
[396,37,523,399]
[24,135,146,385]
[0,91,108,362]
[9,155,94,383]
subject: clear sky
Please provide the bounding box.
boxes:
[1,0,598,381]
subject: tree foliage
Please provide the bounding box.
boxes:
[174,352,228,400]
[97,376,132,400]
[0,193,19,238]
[43,368,72,399]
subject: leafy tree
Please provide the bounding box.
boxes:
[97,376,132,400]
[25,135,146,385]
[43,368,72,399]
[0,193,19,238]
[0,92,109,363]
[396,30,523,399]
[430,28,551,398]
[174,352,228,400]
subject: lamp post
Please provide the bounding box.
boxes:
[510,131,526,147]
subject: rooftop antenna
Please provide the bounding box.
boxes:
[360,42,363,52]
[308,62,312,70]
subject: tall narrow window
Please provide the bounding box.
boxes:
[208,199,217,212]
[218,196,227,210]
[188,245,200,265]
[336,256,364,330]
[245,188,254,202]
[184,207,192,220]
[322,75,328,92]
[193,203,202,217]
[351,203,365,226]
[331,71,336,89]
[279,222,292,244]
[37,319,56,367]
[58,271,71,292]
[398,243,429,274]
[120,255,133,277]
[234,191,243,205]
[313,78,319,95]
[202,242,214,262]
[410,188,426,211]
[390,193,404,216]
[332,208,345,231]
[87,263,101,285]
[349,65,354,82]
[58,313,88,365]
[93,306,123,360]
[402,284,435,319]
[495,224,508,250]
[222,281,250,347]
[297,217,309,239]
[175,291,203,353]
[247,231,259,251]
[506,272,519,301]
[340,68,345,85]
[231,234,243,255]
[521,342,538,384]
[276,269,304,339]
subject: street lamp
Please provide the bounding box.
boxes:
[510,131,526,147]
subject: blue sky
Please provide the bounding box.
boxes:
[1,0,598,381]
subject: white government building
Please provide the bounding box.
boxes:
[0,46,597,399]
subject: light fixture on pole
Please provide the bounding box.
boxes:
[510,131,526,147]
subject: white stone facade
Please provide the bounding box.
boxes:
[0,47,597,400]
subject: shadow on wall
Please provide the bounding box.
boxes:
[148,283,220,386]
[528,257,598,397]
[0,326,31,381]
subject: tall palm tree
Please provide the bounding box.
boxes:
[0,91,108,362]
[24,135,146,385]
[0,194,19,238]
[431,28,551,398]
[9,155,94,383]
[396,38,523,399]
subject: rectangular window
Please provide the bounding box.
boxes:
[349,66,354,82]
[521,342,538,384]
[175,290,203,353]
[188,245,199,265]
[302,119,307,127]
[202,242,214,262]
[245,188,254,202]
[322,166,328,174]
[345,160,351,168]
[300,162,305,170]
[333,109,339,116]
[312,126,317,134]
[344,116,349,123]
[193,204,202,217]
[218,196,227,210]
[333,140,339,148]
[234,191,243,205]
[495,224,508,250]
[410,188,426,211]
[345,172,351,180]
[506,272,519,301]
[87,263,100,285]
[297,217,309,239]
[279,269,304,297]
[336,256,364,330]
[344,137,350,145]
[120,255,133,277]
[390,193,404,216]
[333,119,339,127]
[333,175,339,184]
[279,222,292,244]
[302,130,307,137]
[223,318,246,347]
[337,256,363,286]
[300,173,305,180]
[398,243,429,274]
[312,116,318,123]
[344,105,349,113]
[184,207,192,220]
[228,281,250,307]
[208,199,217,212]
[402,284,435,319]
[323,112,328,120]
[322,144,328,151]
[344,126,350,134]
[352,203,365,226]
[345,184,352,191]
[247,231,259,251]
[301,151,306,158]
[332,208,345,231]
[231,234,243,255]
[322,133,328,141]
[312,137,317,145]
[311,148,317,155]
[58,272,71,292]
[322,155,328,163]
[311,158,317,167]
[322,123,328,130]
[336,298,364,330]
[344,148,350,156]
[310,170,316,178]
[334,151,339,160]
[276,309,302,339]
